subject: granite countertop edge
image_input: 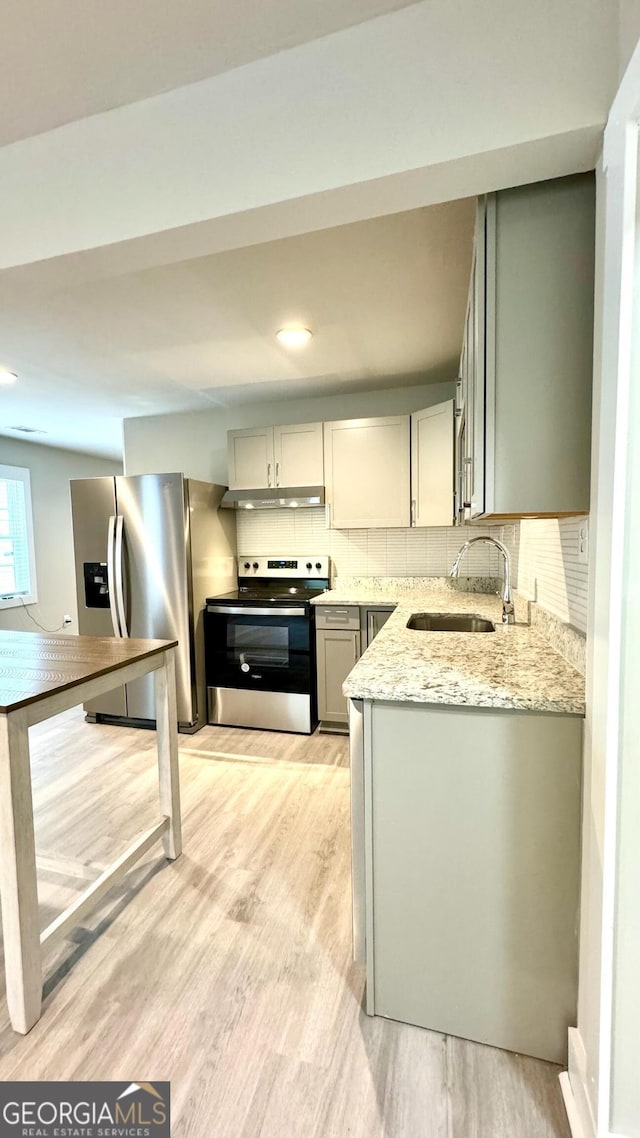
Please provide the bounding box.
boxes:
[312,582,586,717]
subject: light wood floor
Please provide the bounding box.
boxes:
[0,708,571,1138]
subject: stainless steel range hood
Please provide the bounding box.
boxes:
[221,486,326,510]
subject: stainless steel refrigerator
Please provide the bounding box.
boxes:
[70,473,236,732]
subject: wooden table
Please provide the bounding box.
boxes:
[0,630,182,1034]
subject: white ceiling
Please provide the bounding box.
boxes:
[0,0,419,147]
[0,199,475,458]
[2,1,602,463]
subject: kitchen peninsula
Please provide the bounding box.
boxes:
[0,630,181,1034]
[317,581,585,1065]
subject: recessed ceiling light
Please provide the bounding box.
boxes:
[0,369,18,385]
[276,327,312,348]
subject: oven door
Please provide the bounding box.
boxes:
[205,605,312,694]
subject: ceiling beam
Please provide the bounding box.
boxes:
[0,0,616,275]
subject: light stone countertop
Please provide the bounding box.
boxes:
[312,581,585,715]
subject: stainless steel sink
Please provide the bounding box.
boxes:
[407,612,496,633]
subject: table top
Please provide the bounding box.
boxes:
[0,631,178,714]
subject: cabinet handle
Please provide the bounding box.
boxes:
[411,499,416,526]
[267,462,272,487]
[275,461,280,487]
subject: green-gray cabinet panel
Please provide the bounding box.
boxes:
[366,701,582,1064]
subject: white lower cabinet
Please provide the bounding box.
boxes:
[316,607,361,726]
[353,700,582,1064]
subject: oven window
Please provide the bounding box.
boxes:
[229,623,289,669]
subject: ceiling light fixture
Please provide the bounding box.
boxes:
[276,327,312,348]
[0,369,18,385]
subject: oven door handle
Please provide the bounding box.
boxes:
[207,605,307,616]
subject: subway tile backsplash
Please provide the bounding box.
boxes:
[237,509,589,634]
[236,508,517,580]
[518,516,588,633]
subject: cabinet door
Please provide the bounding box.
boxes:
[273,422,324,487]
[324,416,411,528]
[365,607,394,645]
[469,197,487,518]
[227,427,274,490]
[411,400,455,527]
[368,702,582,1063]
[317,629,361,723]
[455,312,469,524]
[456,200,487,523]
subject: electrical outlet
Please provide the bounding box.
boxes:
[63,614,73,627]
[577,520,589,565]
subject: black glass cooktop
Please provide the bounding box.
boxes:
[206,585,326,605]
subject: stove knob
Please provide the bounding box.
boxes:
[240,662,250,673]
[315,562,322,570]
[306,562,312,570]
[253,562,259,570]
[243,562,250,570]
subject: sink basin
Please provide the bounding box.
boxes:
[407,612,496,633]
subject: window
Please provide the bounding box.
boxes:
[0,464,38,609]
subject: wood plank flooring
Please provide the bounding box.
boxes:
[0,708,571,1138]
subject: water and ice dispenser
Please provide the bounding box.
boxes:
[83,562,110,609]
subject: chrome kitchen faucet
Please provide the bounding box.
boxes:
[450,536,515,624]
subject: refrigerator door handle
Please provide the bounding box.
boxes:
[113,514,129,638]
[107,515,122,637]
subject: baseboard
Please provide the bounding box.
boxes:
[560,1074,588,1138]
[560,1028,596,1138]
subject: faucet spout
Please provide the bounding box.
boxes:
[449,535,515,624]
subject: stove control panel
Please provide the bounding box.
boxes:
[239,555,330,579]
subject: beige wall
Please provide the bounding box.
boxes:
[122,381,455,483]
[619,0,640,76]
[0,437,121,635]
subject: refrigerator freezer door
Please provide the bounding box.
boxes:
[70,477,126,717]
[115,474,194,725]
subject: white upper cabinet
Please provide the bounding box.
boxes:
[324,416,411,528]
[411,400,455,527]
[228,422,323,490]
[273,422,324,487]
[227,426,274,490]
[457,174,595,520]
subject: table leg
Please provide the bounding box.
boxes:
[154,648,182,860]
[0,710,42,1033]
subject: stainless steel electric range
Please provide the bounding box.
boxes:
[204,554,330,734]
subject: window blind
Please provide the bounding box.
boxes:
[0,474,32,598]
